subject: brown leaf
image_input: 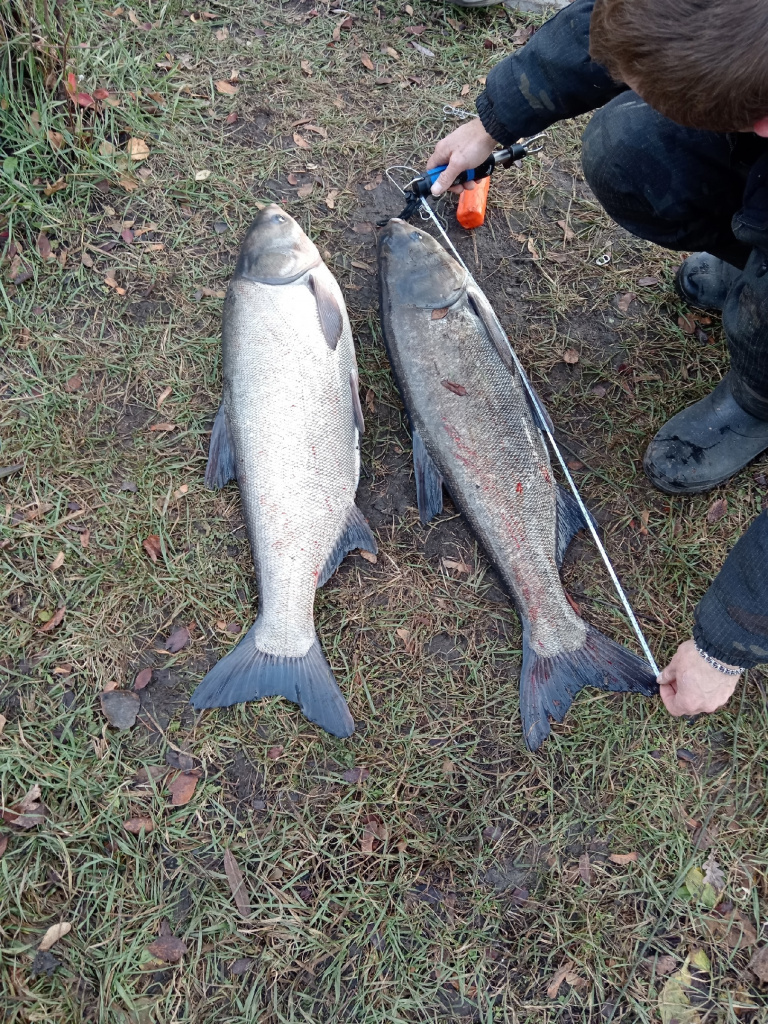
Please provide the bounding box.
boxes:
[442,558,472,573]
[353,221,374,234]
[100,690,140,730]
[460,84,470,96]
[37,232,52,260]
[80,250,94,268]
[149,422,175,432]
[526,237,541,261]
[325,189,340,209]
[65,374,82,392]
[157,385,172,408]
[134,668,153,690]
[168,772,198,806]
[441,380,467,396]
[382,45,399,59]
[224,849,251,918]
[225,111,237,125]
[38,921,72,951]
[50,551,65,571]
[678,313,696,335]
[609,851,638,865]
[121,228,134,244]
[102,680,119,693]
[215,80,238,95]
[358,549,377,563]
[0,714,5,734]
[124,816,153,834]
[267,745,284,760]
[39,606,65,632]
[148,920,187,963]
[617,292,635,313]
[562,348,579,365]
[363,173,383,191]
[578,852,593,885]
[293,133,311,150]
[638,276,659,287]
[547,961,574,999]
[361,825,376,854]
[0,836,7,858]
[304,124,327,138]
[748,945,768,983]
[300,59,312,76]
[512,24,534,45]
[431,307,449,320]
[297,183,314,199]
[214,26,228,40]
[80,528,90,549]
[342,767,370,784]
[361,52,374,70]
[706,498,728,524]
[406,24,426,34]
[557,219,575,243]
[706,907,758,950]
[165,626,190,653]
[143,534,162,562]
[126,137,149,161]
[47,129,64,150]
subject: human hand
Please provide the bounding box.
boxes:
[425,118,498,196]
[657,639,742,716]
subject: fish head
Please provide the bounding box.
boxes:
[378,218,466,309]
[234,204,321,284]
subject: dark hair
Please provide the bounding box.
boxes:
[590,0,768,132]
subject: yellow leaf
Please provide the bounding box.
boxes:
[50,551,65,571]
[126,137,150,161]
[215,80,238,95]
[38,922,72,951]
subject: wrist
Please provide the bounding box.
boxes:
[475,91,517,148]
[693,642,744,677]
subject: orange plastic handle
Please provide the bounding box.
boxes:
[456,175,491,229]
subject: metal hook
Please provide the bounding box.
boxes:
[442,104,477,120]
[520,131,547,154]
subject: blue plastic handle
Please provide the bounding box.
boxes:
[424,164,475,186]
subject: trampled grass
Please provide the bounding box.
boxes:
[1,1,767,1022]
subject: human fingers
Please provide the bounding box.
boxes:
[659,682,682,715]
[431,154,470,197]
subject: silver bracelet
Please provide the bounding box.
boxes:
[694,643,744,677]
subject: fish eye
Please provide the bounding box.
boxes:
[271,213,286,224]
[409,231,421,242]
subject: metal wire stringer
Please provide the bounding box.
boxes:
[415,194,660,676]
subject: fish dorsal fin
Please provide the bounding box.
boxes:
[308,271,343,351]
[317,505,378,587]
[350,369,365,435]
[555,484,598,567]
[413,429,444,525]
[204,404,236,489]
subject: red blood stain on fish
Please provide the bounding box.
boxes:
[441,380,468,397]
[515,481,523,495]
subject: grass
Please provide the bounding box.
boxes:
[1,0,767,1021]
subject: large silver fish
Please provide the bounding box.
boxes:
[190,204,376,736]
[377,218,656,750]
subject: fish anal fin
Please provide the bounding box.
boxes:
[205,404,236,489]
[555,485,598,567]
[308,271,343,351]
[190,627,355,737]
[350,369,365,435]
[413,429,443,525]
[318,505,378,587]
[519,623,658,751]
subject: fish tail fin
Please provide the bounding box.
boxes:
[519,623,658,751]
[190,623,355,738]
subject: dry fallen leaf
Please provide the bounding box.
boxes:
[293,133,311,150]
[37,231,52,260]
[124,816,154,834]
[678,313,696,335]
[325,189,340,209]
[148,920,188,963]
[195,169,212,181]
[305,124,327,138]
[706,906,757,949]
[557,218,575,242]
[0,713,5,735]
[149,422,175,432]
[50,551,65,571]
[224,849,251,918]
[38,921,72,951]
[442,558,472,573]
[168,772,198,806]
[460,83,470,96]
[0,836,7,858]
[47,129,64,150]
[547,961,574,999]
[214,26,228,40]
[165,626,190,653]
[702,852,725,890]
[342,767,370,784]
[358,549,377,563]
[134,668,153,690]
[563,348,579,365]
[80,528,90,549]
[267,744,283,760]
[748,945,768,983]
[361,824,376,854]
[361,53,374,70]
[39,606,65,633]
[157,385,172,408]
[382,45,399,58]
[143,534,162,562]
[617,292,636,313]
[300,59,312,76]
[215,80,238,95]
[578,852,593,885]
[81,250,94,268]
[609,851,638,865]
[706,498,728,524]
[527,237,541,261]
[297,183,314,199]
[126,137,149,161]
[638,276,659,286]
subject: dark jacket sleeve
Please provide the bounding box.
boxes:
[693,511,768,668]
[476,0,627,146]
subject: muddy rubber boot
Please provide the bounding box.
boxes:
[674,252,742,312]
[643,373,768,494]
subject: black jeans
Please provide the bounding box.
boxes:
[581,91,768,415]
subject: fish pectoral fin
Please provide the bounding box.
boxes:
[350,369,365,435]
[413,429,443,526]
[519,623,658,752]
[308,271,344,351]
[555,485,599,568]
[204,403,236,489]
[318,505,378,587]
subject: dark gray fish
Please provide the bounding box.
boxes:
[377,218,657,750]
[190,204,376,736]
